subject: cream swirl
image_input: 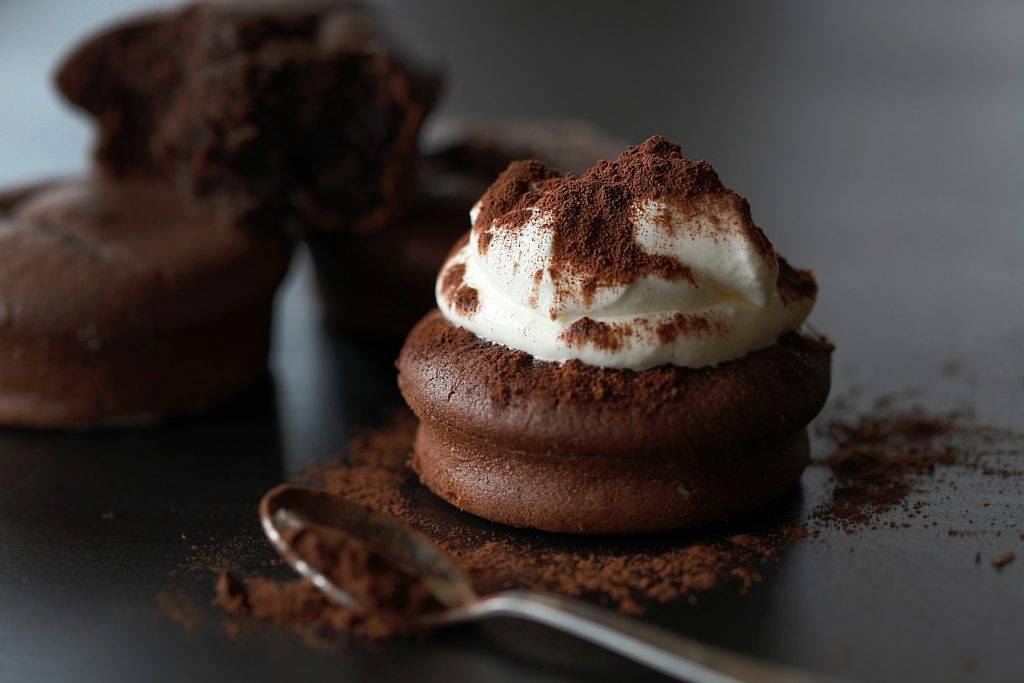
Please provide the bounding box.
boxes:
[435,137,817,371]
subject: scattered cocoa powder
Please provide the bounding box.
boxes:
[157,593,201,634]
[206,412,801,633]
[812,411,959,529]
[809,404,1024,537]
[199,400,1024,641]
[297,411,418,519]
[302,415,800,610]
[442,533,794,612]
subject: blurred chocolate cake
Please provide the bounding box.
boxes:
[0,178,291,428]
[57,0,440,234]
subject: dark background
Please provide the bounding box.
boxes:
[1,2,1023,682]
[1,0,1021,391]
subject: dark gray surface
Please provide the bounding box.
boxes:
[1,249,1021,683]
[1,2,1024,682]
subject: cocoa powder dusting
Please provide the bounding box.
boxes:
[472,159,561,239]
[471,137,778,317]
[452,285,479,316]
[656,313,720,345]
[560,317,633,353]
[405,314,829,409]
[202,412,803,634]
[439,262,465,300]
[438,262,479,317]
[466,136,806,351]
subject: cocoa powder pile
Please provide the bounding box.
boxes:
[214,523,439,639]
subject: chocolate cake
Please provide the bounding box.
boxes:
[398,137,832,533]
[57,0,440,234]
[400,313,831,533]
[0,178,292,428]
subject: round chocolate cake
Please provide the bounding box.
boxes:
[398,137,832,534]
[0,179,292,428]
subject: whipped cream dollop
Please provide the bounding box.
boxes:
[435,137,817,370]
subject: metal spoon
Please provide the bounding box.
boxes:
[260,484,835,683]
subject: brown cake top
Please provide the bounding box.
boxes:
[0,178,291,343]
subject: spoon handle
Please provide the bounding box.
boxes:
[459,590,834,683]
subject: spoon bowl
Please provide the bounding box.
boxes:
[260,484,476,611]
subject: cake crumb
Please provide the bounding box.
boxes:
[992,552,1015,569]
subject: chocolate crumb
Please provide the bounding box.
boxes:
[992,552,1015,569]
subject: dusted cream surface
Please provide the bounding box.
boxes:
[436,195,815,370]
